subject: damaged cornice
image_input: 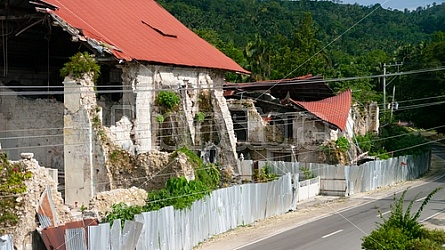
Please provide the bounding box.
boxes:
[42,10,118,58]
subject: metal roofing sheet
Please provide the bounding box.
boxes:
[291,90,352,131]
[40,0,248,74]
[224,75,334,101]
[40,219,98,250]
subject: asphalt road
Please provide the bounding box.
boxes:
[237,145,445,250]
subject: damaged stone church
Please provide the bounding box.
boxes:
[0,0,248,205]
[224,75,379,165]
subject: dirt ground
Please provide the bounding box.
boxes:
[194,154,445,250]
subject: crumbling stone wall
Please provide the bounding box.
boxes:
[8,154,71,249]
[352,102,379,136]
[227,99,267,144]
[0,83,64,171]
[106,149,195,191]
[119,63,239,170]
[64,63,241,205]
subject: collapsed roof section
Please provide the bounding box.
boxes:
[224,74,350,131]
[290,89,352,131]
[32,0,248,74]
[224,74,335,101]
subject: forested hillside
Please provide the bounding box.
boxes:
[157,0,445,131]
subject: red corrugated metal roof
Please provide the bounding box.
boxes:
[291,90,352,131]
[41,0,248,74]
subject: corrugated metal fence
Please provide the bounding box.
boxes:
[263,152,430,196]
[0,235,13,250]
[1,153,429,249]
[133,173,296,250]
[1,173,321,250]
[347,153,430,194]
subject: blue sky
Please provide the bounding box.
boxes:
[339,0,445,10]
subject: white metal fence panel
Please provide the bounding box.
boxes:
[110,219,122,250]
[0,235,13,250]
[136,210,159,250]
[262,152,430,196]
[298,180,309,202]
[309,177,321,198]
[88,223,110,250]
[122,221,143,250]
[65,228,87,250]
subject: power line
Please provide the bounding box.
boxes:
[1,65,445,96]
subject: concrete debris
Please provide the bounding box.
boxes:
[108,149,195,191]
[20,152,34,160]
[8,157,71,249]
[89,187,148,218]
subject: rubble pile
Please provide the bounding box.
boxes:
[89,186,148,218]
[10,153,71,248]
[108,150,195,191]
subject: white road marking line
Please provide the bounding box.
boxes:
[421,208,445,222]
[416,196,427,202]
[322,229,343,239]
[377,211,391,217]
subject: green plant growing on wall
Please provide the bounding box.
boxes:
[156,91,181,111]
[156,114,165,123]
[336,136,350,152]
[60,51,101,83]
[195,112,205,122]
[109,150,120,162]
[0,153,32,234]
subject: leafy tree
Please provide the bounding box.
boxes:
[394,32,445,132]
[378,124,430,157]
[244,34,271,81]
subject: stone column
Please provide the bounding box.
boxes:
[134,65,153,153]
[63,76,95,206]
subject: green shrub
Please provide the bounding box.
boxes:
[355,133,374,153]
[253,164,278,182]
[175,147,220,188]
[60,51,101,82]
[103,147,222,226]
[196,163,220,189]
[379,124,430,157]
[299,166,316,180]
[156,114,165,123]
[0,153,32,234]
[362,226,410,250]
[362,187,442,249]
[195,112,206,122]
[102,203,143,226]
[335,136,350,152]
[156,91,181,111]
[407,238,444,250]
[146,176,211,211]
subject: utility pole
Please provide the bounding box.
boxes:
[390,85,395,121]
[383,63,387,114]
[382,62,403,118]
